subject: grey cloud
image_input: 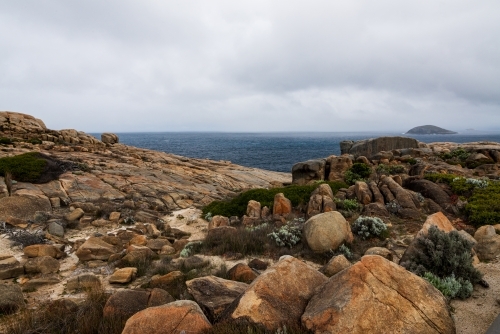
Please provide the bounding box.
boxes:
[0,0,499,132]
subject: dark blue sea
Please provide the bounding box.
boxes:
[95,132,500,173]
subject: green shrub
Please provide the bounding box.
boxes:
[440,147,471,162]
[344,163,371,185]
[376,164,405,175]
[202,181,347,218]
[0,152,48,182]
[0,137,13,145]
[351,216,388,239]
[268,218,304,248]
[180,241,203,257]
[407,158,417,165]
[423,272,473,299]
[465,181,500,226]
[400,226,482,299]
[424,173,488,196]
[28,138,42,145]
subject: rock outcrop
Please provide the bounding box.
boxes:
[302,255,456,334]
[340,136,422,158]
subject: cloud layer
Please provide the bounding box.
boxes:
[1,1,499,132]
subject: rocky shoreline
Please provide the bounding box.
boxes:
[1,111,500,334]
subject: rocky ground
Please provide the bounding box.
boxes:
[0,111,500,334]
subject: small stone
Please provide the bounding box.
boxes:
[109,267,137,284]
[48,222,64,237]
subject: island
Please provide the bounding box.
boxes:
[406,125,457,134]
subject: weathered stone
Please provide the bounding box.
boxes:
[227,263,258,283]
[405,178,452,212]
[346,136,420,158]
[109,211,121,222]
[321,255,351,277]
[186,275,248,321]
[103,289,150,321]
[417,211,455,238]
[48,222,64,237]
[208,215,229,229]
[272,193,292,218]
[368,181,384,204]
[474,225,500,261]
[66,273,101,291]
[65,208,84,221]
[248,259,269,271]
[246,200,261,219]
[327,155,353,182]
[292,159,326,185]
[364,247,393,261]
[380,175,417,209]
[101,133,119,145]
[361,202,390,217]
[354,181,372,205]
[121,300,211,334]
[148,288,175,306]
[146,238,171,251]
[224,256,328,331]
[303,211,353,253]
[302,255,456,334]
[23,244,65,259]
[0,195,52,221]
[22,275,60,291]
[24,256,60,274]
[109,267,137,284]
[75,237,118,261]
[149,271,185,299]
[0,256,24,279]
[0,284,25,314]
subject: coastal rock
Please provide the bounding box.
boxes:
[0,256,25,280]
[292,159,326,185]
[224,256,328,331]
[122,300,211,334]
[303,211,353,253]
[404,178,452,212]
[327,155,353,182]
[75,237,118,261]
[302,255,456,334]
[345,136,421,158]
[0,195,52,221]
[406,125,457,135]
[0,284,26,314]
[227,263,258,283]
[272,193,292,219]
[66,273,101,291]
[321,254,351,277]
[101,133,119,145]
[474,225,500,261]
[24,256,60,274]
[186,275,248,321]
[108,267,137,284]
[354,181,372,205]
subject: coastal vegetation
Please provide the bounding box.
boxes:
[0,152,47,182]
[202,181,347,217]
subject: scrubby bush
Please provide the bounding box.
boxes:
[424,173,489,196]
[338,244,353,259]
[423,272,473,299]
[180,241,203,257]
[344,163,372,185]
[351,216,388,240]
[335,198,360,212]
[401,226,482,299]
[465,181,500,226]
[1,225,47,248]
[0,152,48,182]
[268,218,304,248]
[376,164,405,175]
[440,147,471,162]
[202,224,273,256]
[0,137,13,145]
[202,181,347,218]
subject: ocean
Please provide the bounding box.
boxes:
[99,132,500,173]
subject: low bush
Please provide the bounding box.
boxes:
[351,216,388,240]
[465,181,500,226]
[0,286,124,334]
[400,226,482,299]
[202,321,313,334]
[268,218,304,248]
[423,272,473,299]
[440,147,470,162]
[344,163,372,185]
[180,241,203,257]
[202,224,274,256]
[0,152,48,182]
[0,137,13,145]
[202,181,347,218]
[1,226,47,248]
[376,164,406,175]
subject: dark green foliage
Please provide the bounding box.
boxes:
[465,181,500,226]
[423,272,473,299]
[440,147,471,162]
[202,181,347,218]
[0,152,47,182]
[0,137,13,145]
[202,224,274,256]
[376,164,405,175]
[407,158,417,165]
[28,138,42,145]
[424,173,476,196]
[401,226,482,299]
[344,163,372,185]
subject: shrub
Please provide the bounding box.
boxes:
[201,321,313,334]
[0,137,13,145]
[465,181,500,226]
[407,158,417,165]
[268,218,304,248]
[423,272,473,299]
[440,147,470,162]
[335,198,360,212]
[351,216,388,240]
[202,181,347,218]
[401,226,482,299]
[424,173,488,196]
[180,241,203,257]
[202,224,273,256]
[344,163,372,185]
[0,152,48,182]
[1,225,47,248]
[338,244,353,259]
[376,164,405,175]
[28,138,42,145]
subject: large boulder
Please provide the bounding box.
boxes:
[321,255,351,277]
[380,175,417,210]
[272,193,292,219]
[0,284,26,314]
[24,256,60,274]
[327,155,353,182]
[101,133,119,145]
[75,237,119,261]
[345,136,420,158]
[474,225,500,261]
[227,263,258,283]
[223,256,327,331]
[302,255,456,334]
[292,159,326,185]
[0,195,52,221]
[354,181,373,205]
[186,275,248,322]
[0,256,24,280]
[121,300,211,334]
[405,178,452,212]
[303,211,353,253]
[24,244,64,259]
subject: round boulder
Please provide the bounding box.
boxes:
[303,211,354,253]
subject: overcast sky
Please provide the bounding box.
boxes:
[0,1,499,132]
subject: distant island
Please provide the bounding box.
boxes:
[406,125,457,135]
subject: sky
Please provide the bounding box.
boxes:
[0,1,499,132]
